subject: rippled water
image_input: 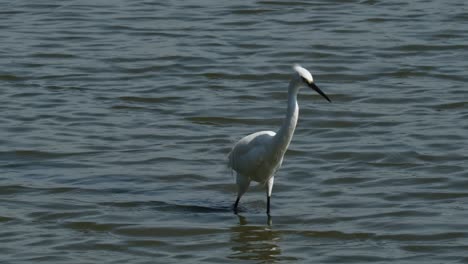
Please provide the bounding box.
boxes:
[1,1,468,263]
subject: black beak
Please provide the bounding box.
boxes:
[308,82,331,103]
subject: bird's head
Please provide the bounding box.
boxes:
[293,64,331,103]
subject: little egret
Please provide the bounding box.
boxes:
[228,64,331,215]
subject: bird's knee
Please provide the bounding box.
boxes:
[236,176,250,196]
[266,176,275,197]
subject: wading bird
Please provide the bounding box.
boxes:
[228,64,331,215]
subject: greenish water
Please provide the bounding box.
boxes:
[1,1,468,263]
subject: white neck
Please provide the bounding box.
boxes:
[274,81,300,154]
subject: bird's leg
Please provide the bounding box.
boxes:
[233,196,240,214]
[266,196,271,215]
[266,176,275,215]
[234,174,250,214]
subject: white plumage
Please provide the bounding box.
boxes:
[228,64,331,215]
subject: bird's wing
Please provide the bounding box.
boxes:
[228,131,275,174]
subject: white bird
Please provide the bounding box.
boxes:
[228,64,331,215]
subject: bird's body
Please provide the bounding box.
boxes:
[228,130,279,183]
[228,65,331,215]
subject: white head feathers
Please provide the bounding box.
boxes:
[293,64,313,83]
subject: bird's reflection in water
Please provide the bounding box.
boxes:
[229,214,281,262]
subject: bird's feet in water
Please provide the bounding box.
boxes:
[267,215,272,226]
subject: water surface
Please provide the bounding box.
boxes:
[1,0,468,263]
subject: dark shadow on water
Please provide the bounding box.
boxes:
[101,200,232,213]
[176,203,229,213]
[228,214,283,262]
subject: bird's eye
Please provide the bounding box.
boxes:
[301,77,309,84]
